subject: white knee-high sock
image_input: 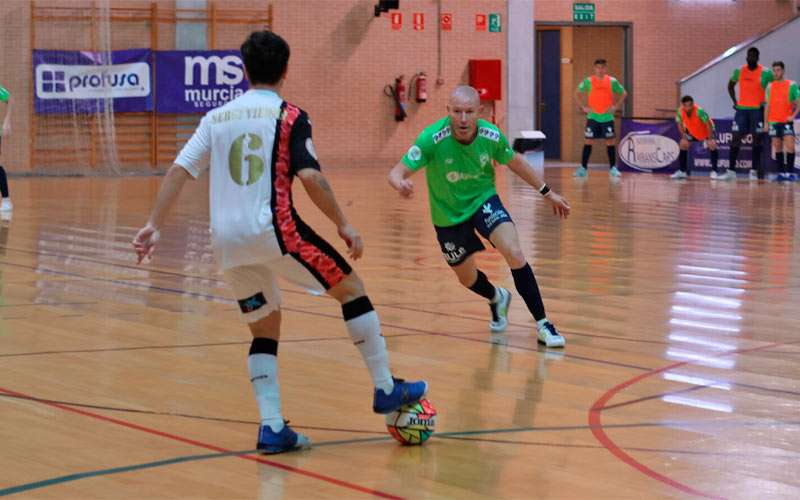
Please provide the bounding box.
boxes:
[248,338,284,432]
[342,297,394,395]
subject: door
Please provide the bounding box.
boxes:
[537,30,561,159]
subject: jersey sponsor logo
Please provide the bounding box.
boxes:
[446,171,480,183]
[433,126,452,144]
[479,153,490,167]
[618,131,679,171]
[306,138,318,160]
[229,133,266,185]
[407,145,423,162]
[478,127,500,142]
[443,241,467,264]
[445,158,454,165]
[36,62,150,99]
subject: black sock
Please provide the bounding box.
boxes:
[729,146,740,172]
[752,145,763,178]
[710,150,719,173]
[468,270,496,301]
[0,166,8,198]
[249,337,278,356]
[581,145,592,168]
[788,153,796,174]
[511,263,546,321]
[607,146,616,168]
[679,150,688,173]
[776,152,786,174]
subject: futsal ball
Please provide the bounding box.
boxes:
[385,398,437,445]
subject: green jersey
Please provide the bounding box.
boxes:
[0,85,9,103]
[402,117,515,227]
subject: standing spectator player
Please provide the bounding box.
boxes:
[763,61,799,182]
[671,96,719,179]
[0,83,11,212]
[574,59,628,179]
[723,47,773,181]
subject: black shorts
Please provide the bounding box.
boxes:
[585,119,616,139]
[769,121,795,138]
[732,108,764,135]
[434,194,513,267]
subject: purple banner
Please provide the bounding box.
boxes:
[155,51,248,113]
[34,49,152,114]
[618,118,765,174]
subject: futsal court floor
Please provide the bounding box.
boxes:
[1,165,798,499]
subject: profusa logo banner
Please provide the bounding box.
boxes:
[33,48,152,114]
[155,50,248,113]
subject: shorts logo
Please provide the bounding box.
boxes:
[482,203,493,215]
[605,126,614,138]
[305,138,318,160]
[433,127,452,144]
[478,127,500,142]
[407,145,423,161]
[443,241,467,264]
[731,121,739,132]
[238,292,267,313]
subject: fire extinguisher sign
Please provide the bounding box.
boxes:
[475,14,487,31]
[391,12,402,31]
[441,13,453,31]
[413,13,424,31]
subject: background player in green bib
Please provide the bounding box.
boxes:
[574,58,628,178]
[388,86,571,347]
[0,84,11,212]
[763,61,800,182]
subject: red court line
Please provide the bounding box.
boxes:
[588,341,799,499]
[0,386,402,499]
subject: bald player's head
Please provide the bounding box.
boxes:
[447,86,483,143]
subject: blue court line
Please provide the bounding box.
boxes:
[3,421,799,496]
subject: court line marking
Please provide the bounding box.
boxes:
[589,339,800,499]
[3,414,799,497]
[0,385,403,500]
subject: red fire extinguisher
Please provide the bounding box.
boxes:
[414,71,428,102]
[384,75,407,121]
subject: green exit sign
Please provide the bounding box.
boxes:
[573,2,595,23]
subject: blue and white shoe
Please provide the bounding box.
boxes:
[489,287,511,333]
[373,377,428,414]
[609,166,622,178]
[574,166,588,178]
[776,173,791,183]
[257,422,311,454]
[537,319,566,348]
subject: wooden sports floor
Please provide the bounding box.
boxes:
[1,166,799,499]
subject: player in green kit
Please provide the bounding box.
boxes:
[388,86,571,347]
[0,84,11,212]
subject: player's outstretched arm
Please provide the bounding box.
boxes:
[388,162,416,198]
[505,153,571,219]
[132,164,193,264]
[297,168,363,260]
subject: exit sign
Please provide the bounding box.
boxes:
[573,3,595,23]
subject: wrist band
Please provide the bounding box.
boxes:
[539,184,551,197]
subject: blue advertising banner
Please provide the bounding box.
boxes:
[618,118,769,174]
[155,51,248,113]
[33,49,152,114]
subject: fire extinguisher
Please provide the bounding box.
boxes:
[413,71,428,103]
[384,75,407,122]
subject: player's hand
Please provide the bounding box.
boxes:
[132,223,160,264]
[545,192,571,219]
[582,106,592,114]
[338,224,364,260]
[396,178,414,198]
[1,124,10,137]
[607,105,617,115]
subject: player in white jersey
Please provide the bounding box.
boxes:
[132,31,427,454]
